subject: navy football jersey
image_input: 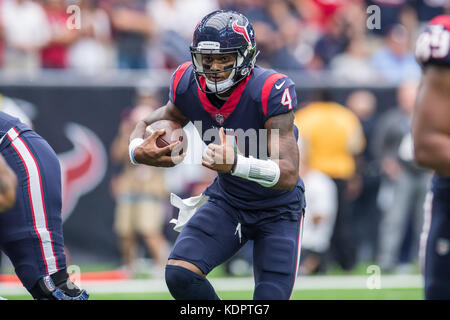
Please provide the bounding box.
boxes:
[415,15,450,193]
[169,62,305,218]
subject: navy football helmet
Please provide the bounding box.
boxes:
[190,10,259,94]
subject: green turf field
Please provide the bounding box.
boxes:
[2,288,423,300]
[0,262,424,300]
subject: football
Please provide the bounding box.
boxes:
[145,120,187,155]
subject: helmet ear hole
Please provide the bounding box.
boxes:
[192,53,204,73]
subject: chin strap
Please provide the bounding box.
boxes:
[205,76,235,93]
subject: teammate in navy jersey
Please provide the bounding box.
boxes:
[413,15,450,299]
[130,10,306,300]
[0,154,17,212]
[0,111,88,300]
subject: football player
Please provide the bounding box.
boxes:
[0,154,17,212]
[413,15,450,299]
[130,10,305,300]
[0,111,89,300]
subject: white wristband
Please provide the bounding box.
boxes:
[128,138,144,165]
[231,154,280,188]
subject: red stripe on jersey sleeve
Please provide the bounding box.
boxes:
[261,73,287,118]
[172,62,192,103]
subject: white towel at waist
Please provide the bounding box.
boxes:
[169,193,209,232]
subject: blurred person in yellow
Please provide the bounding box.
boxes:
[110,83,170,278]
[295,89,365,271]
[297,137,338,275]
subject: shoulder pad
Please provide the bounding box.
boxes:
[169,62,193,104]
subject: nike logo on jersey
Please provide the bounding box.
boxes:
[275,80,286,90]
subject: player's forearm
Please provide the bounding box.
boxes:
[130,106,166,141]
[412,68,450,176]
[0,163,17,212]
[273,138,300,190]
[130,103,188,141]
[273,159,299,190]
[264,112,299,190]
[414,133,450,176]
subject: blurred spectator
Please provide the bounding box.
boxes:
[226,0,303,70]
[313,10,351,69]
[291,0,346,32]
[373,80,431,273]
[110,85,170,277]
[346,90,381,263]
[410,0,446,23]
[295,89,366,271]
[298,138,338,275]
[330,37,376,84]
[0,0,51,74]
[0,0,445,75]
[147,0,219,68]
[370,24,421,83]
[68,0,113,73]
[262,0,304,69]
[110,0,153,69]
[366,0,408,36]
[41,0,79,69]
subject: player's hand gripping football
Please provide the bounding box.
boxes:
[134,129,185,167]
[202,127,235,173]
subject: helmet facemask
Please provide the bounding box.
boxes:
[190,42,258,94]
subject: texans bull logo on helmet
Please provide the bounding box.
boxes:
[232,20,252,46]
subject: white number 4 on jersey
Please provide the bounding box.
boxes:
[281,87,293,110]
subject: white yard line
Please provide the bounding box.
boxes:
[0,274,423,296]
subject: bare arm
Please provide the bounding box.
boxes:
[412,66,450,176]
[111,8,153,36]
[266,111,299,190]
[130,101,189,167]
[0,154,17,212]
[130,101,189,141]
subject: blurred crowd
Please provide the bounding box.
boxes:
[0,0,448,83]
[1,0,445,277]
